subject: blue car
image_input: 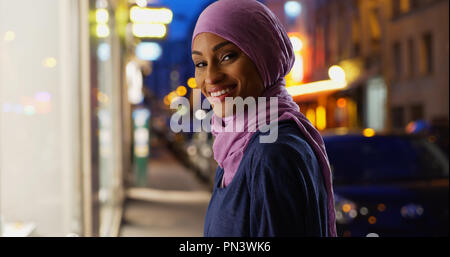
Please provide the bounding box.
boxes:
[323,132,449,237]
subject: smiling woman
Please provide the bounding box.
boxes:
[192,33,264,117]
[191,0,337,237]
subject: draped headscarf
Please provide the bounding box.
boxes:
[192,0,337,237]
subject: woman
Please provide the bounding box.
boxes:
[191,0,337,237]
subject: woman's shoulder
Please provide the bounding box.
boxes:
[247,119,313,156]
[242,119,321,187]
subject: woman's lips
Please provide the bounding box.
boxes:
[208,85,237,102]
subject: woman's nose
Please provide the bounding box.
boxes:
[205,64,225,85]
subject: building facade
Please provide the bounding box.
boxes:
[387,0,449,130]
[268,0,448,133]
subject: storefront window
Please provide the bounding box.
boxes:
[0,0,128,237]
[0,0,83,236]
[89,0,126,236]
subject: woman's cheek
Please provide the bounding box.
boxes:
[194,77,205,95]
[235,83,245,99]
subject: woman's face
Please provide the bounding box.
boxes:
[192,32,264,117]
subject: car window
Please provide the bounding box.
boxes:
[324,136,449,184]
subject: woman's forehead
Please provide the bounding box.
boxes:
[193,33,226,47]
[192,33,238,53]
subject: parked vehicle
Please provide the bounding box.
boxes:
[323,132,449,237]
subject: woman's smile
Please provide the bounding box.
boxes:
[208,84,237,100]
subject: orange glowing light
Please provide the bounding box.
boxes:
[176,85,187,96]
[316,106,326,130]
[168,91,177,103]
[286,80,347,97]
[187,77,197,88]
[163,95,170,105]
[306,108,316,127]
[342,204,352,213]
[337,98,347,108]
[368,216,377,224]
[363,128,375,137]
[405,121,416,134]
[377,203,386,212]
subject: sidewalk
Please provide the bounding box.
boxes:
[119,140,212,237]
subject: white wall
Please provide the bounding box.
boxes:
[0,0,82,236]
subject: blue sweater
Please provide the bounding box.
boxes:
[204,120,329,237]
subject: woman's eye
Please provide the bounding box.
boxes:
[195,62,206,68]
[222,53,236,62]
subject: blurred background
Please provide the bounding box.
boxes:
[0,0,448,237]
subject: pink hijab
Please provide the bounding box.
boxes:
[192,0,337,237]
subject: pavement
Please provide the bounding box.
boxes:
[119,139,212,237]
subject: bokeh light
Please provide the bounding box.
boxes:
[4,30,15,42]
[187,77,197,88]
[136,42,162,61]
[42,57,57,68]
[97,43,111,61]
[96,24,110,38]
[337,98,347,108]
[328,65,346,82]
[96,9,109,24]
[363,128,376,137]
[130,6,173,24]
[176,86,187,97]
[377,203,386,212]
[132,23,166,38]
[284,1,302,18]
[136,0,147,8]
[289,36,303,52]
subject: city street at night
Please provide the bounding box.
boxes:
[0,0,448,241]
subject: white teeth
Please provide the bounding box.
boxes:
[211,87,232,97]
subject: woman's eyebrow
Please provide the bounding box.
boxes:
[212,41,231,52]
[192,41,231,56]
